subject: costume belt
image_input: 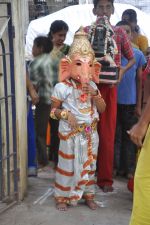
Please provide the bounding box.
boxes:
[59,119,98,141]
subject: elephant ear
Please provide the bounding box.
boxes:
[92,61,101,83]
[59,58,71,82]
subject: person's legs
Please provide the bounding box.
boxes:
[121,105,138,177]
[114,105,122,175]
[49,117,60,167]
[83,131,99,210]
[35,102,50,167]
[56,129,99,210]
[55,138,75,211]
[118,125,127,176]
[117,105,127,176]
[97,85,117,191]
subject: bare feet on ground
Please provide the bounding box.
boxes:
[85,200,98,210]
[56,202,68,211]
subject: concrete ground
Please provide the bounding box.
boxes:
[1,166,133,225]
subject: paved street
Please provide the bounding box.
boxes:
[1,167,133,225]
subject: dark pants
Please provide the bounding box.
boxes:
[49,118,59,165]
[114,104,138,175]
[35,102,50,166]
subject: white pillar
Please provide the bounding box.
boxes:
[12,0,27,200]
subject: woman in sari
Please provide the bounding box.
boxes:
[47,20,70,167]
[128,95,150,225]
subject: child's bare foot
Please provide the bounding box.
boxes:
[85,200,98,210]
[56,202,68,211]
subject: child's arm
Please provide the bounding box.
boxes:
[29,59,41,92]
[82,83,106,113]
[119,27,135,81]
[136,66,143,117]
[50,100,78,129]
[92,91,106,113]
[26,72,39,105]
[142,58,150,80]
[128,95,150,147]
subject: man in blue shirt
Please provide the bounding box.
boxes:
[114,21,146,179]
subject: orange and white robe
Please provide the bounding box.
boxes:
[51,80,99,205]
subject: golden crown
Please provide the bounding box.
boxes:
[68,27,95,60]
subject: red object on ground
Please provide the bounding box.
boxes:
[127,177,134,193]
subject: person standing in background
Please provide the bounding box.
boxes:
[26,71,39,176]
[122,9,148,55]
[86,0,135,192]
[142,49,150,109]
[114,20,146,180]
[128,95,150,225]
[29,36,55,168]
[47,20,70,167]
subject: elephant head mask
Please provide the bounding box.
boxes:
[59,27,101,84]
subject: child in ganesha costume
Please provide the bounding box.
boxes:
[50,27,106,211]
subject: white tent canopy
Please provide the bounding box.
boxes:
[25,3,150,60]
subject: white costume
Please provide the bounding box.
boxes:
[52,79,99,205]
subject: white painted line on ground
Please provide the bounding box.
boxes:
[33,187,54,205]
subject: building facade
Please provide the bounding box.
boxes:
[28,0,79,21]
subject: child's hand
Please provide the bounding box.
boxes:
[82,83,97,96]
[118,66,126,83]
[127,122,148,148]
[68,112,78,129]
[30,88,39,105]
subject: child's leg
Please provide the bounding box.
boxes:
[49,117,59,167]
[35,102,50,166]
[84,131,99,210]
[121,105,138,177]
[55,138,74,209]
